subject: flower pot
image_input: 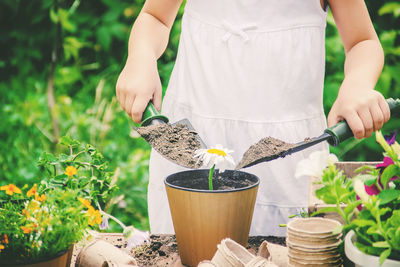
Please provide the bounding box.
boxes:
[345,230,400,267]
[165,169,259,267]
[1,245,73,267]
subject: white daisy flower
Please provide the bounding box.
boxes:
[295,150,338,179]
[194,144,235,172]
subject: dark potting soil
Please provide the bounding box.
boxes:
[137,123,202,169]
[168,170,257,190]
[131,235,286,267]
[236,136,296,169]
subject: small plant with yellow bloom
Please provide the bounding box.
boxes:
[0,136,149,263]
[0,185,97,263]
[194,144,235,190]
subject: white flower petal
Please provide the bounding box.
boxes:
[295,150,337,179]
[353,179,369,202]
[194,144,236,172]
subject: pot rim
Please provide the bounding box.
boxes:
[345,230,400,267]
[0,246,71,265]
[165,169,259,193]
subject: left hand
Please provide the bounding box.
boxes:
[327,86,390,139]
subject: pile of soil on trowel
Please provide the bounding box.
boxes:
[137,123,202,169]
[236,136,296,169]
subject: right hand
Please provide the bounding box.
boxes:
[116,55,162,123]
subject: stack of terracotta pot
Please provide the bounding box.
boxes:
[286,218,343,267]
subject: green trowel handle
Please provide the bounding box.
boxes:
[141,102,169,127]
[325,98,400,147]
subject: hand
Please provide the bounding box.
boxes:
[327,85,390,139]
[116,55,162,123]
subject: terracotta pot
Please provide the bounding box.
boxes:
[165,169,259,267]
[1,245,73,267]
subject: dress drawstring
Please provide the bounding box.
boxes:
[221,21,257,42]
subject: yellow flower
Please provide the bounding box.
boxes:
[21,225,33,234]
[35,193,46,202]
[78,197,92,209]
[64,166,77,177]
[27,200,40,213]
[27,184,37,197]
[22,209,31,218]
[0,244,4,252]
[194,145,235,172]
[0,184,22,196]
[87,206,102,226]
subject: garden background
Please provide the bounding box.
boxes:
[1,0,399,232]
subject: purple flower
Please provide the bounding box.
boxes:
[384,130,397,145]
[99,215,109,230]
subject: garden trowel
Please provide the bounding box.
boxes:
[236,98,400,169]
[136,102,207,168]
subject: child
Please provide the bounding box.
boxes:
[116,0,390,236]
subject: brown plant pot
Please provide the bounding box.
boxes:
[1,245,73,267]
[165,169,259,267]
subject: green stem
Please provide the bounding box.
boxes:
[209,165,215,191]
[72,150,85,161]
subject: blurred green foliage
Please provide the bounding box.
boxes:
[0,0,399,231]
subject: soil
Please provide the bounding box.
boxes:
[131,235,286,267]
[236,137,296,169]
[137,123,202,169]
[167,170,258,190]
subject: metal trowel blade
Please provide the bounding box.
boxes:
[173,118,207,149]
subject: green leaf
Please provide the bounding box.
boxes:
[381,164,398,188]
[379,248,391,266]
[379,2,400,18]
[352,219,375,227]
[315,186,337,204]
[344,200,362,214]
[373,241,390,248]
[311,206,341,217]
[357,174,378,186]
[378,189,400,205]
[49,8,59,23]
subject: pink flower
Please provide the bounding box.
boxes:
[376,157,394,170]
[376,157,398,188]
[364,184,380,196]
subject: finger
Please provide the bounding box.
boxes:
[153,85,162,111]
[357,107,374,138]
[378,97,390,123]
[327,110,342,128]
[370,104,384,132]
[124,94,135,118]
[131,96,151,124]
[345,111,365,139]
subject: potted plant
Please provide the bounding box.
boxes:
[295,131,400,266]
[165,144,260,267]
[0,185,97,266]
[0,136,149,266]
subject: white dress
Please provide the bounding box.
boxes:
[148,0,329,236]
